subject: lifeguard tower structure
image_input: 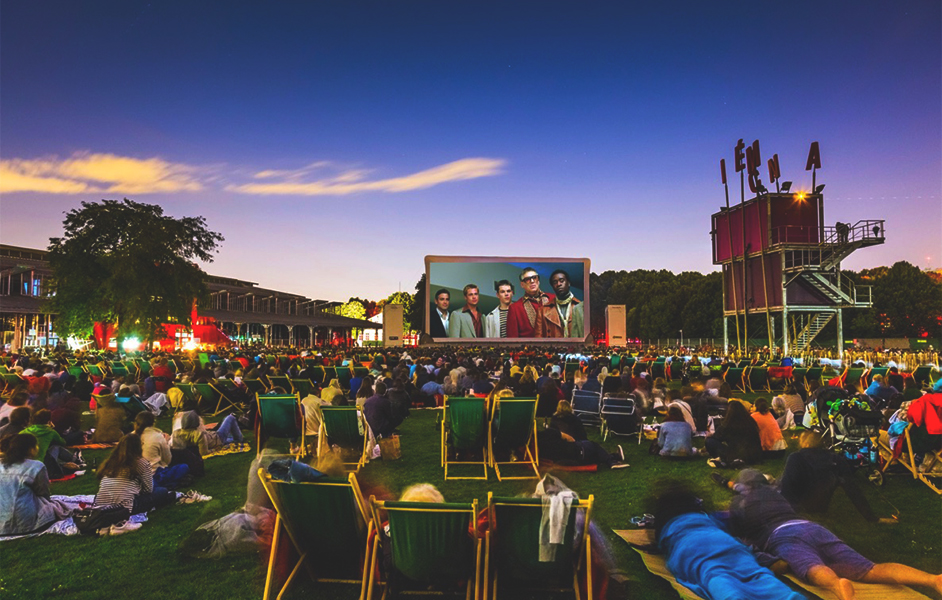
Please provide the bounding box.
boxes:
[711,190,884,358]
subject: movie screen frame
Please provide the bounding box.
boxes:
[425,255,591,342]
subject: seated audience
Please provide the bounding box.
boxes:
[705,401,762,468]
[171,410,244,456]
[0,433,72,535]
[751,398,786,455]
[95,433,175,514]
[134,412,189,489]
[657,406,697,457]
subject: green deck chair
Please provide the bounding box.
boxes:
[85,364,104,378]
[747,366,770,393]
[865,366,889,386]
[912,365,935,389]
[841,367,865,390]
[198,352,211,369]
[484,493,594,600]
[441,397,488,481]
[193,382,236,416]
[0,365,8,374]
[352,366,369,378]
[323,366,338,384]
[564,363,580,379]
[318,406,370,472]
[723,367,748,393]
[268,375,292,393]
[2,373,26,395]
[109,361,129,379]
[336,367,352,387]
[791,367,809,389]
[804,367,824,391]
[367,498,481,600]
[622,357,636,370]
[256,392,304,458]
[136,359,151,377]
[290,378,315,398]
[243,378,268,396]
[258,468,374,600]
[173,383,199,408]
[737,360,751,368]
[666,361,685,381]
[650,359,666,379]
[488,397,539,481]
[67,366,84,378]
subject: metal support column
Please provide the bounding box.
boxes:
[836,309,843,361]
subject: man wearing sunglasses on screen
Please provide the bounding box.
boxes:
[507,267,554,338]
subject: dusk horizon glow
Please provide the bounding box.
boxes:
[2,1,939,302]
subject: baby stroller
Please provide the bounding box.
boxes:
[820,394,884,480]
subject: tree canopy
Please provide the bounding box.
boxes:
[46,199,224,341]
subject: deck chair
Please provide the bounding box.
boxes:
[723,367,748,393]
[243,378,268,396]
[173,383,199,408]
[650,359,667,379]
[666,361,685,381]
[571,390,602,428]
[2,373,26,395]
[865,366,889,386]
[790,367,809,389]
[564,362,580,379]
[195,382,240,416]
[600,395,637,441]
[877,422,942,495]
[352,366,369,378]
[256,392,304,458]
[109,361,129,379]
[746,366,770,393]
[488,397,539,481]
[318,406,370,472]
[484,493,594,600]
[258,468,373,600]
[336,367,352,386]
[268,375,292,393]
[85,364,104,378]
[841,367,866,390]
[441,397,488,480]
[367,498,481,600]
[804,367,824,390]
[323,367,338,384]
[116,395,149,418]
[912,365,935,389]
[290,378,315,398]
[136,359,151,377]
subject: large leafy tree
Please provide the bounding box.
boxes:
[46,199,224,343]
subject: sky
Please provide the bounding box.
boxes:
[1,1,939,302]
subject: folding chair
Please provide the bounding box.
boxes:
[323,367,338,384]
[483,493,594,600]
[195,382,240,416]
[258,468,374,600]
[877,422,942,495]
[336,367,352,387]
[722,367,748,393]
[840,366,866,391]
[441,396,488,480]
[804,367,824,391]
[791,367,809,389]
[1,373,26,395]
[488,397,539,481]
[256,392,304,458]
[318,406,370,472]
[666,361,685,382]
[571,390,602,428]
[650,359,667,379]
[243,378,268,396]
[290,378,316,398]
[865,366,889,386]
[367,498,481,600]
[600,395,637,441]
[85,364,104,378]
[912,365,935,389]
[268,375,292,393]
[746,366,770,393]
[109,361,129,379]
[115,395,149,419]
[173,383,199,408]
[352,366,369,379]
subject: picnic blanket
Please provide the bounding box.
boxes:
[204,442,251,459]
[68,443,117,450]
[0,495,148,541]
[614,529,930,600]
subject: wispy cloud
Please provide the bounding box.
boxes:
[0,152,204,194]
[228,157,506,196]
[0,153,506,197]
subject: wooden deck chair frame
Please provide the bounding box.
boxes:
[840,367,866,391]
[173,383,199,407]
[290,378,315,399]
[441,396,489,481]
[865,366,889,386]
[911,365,934,389]
[243,378,268,396]
[746,366,771,393]
[196,381,240,416]
[722,366,749,393]
[256,392,304,459]
[488,397,539,481]
[483,492,594,600]
[268,375,292,393]
[878,423,942,495]
[317,406,370,472]
[367,498,481,600]
[258,468,374,600]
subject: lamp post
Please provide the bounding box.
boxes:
[680,329,684,348]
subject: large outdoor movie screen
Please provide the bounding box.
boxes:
[425,256,590,341]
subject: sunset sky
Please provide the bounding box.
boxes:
[1,1,939,302]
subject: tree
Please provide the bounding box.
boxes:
[340,299,366,320]
[383,291,415,331]
[46,199,224,344]
[409,274,426,334]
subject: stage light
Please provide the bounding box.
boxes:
[183,339,198,351]
[121,337,141,352]
[814,184,826,193]
[780,181,792,192]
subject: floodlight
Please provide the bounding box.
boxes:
[780,181,792,192]
[814,184,826,193]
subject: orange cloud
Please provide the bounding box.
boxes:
[0,152,203,194]
[228,157,506,196]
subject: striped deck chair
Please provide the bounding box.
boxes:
[441,397,488,480]
[488,397,539,481]
[367,498,481,600]
[318,406,370,472]
[484,493,594,600]
[258,468,374,600]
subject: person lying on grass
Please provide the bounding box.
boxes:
[726,469,942,600]
[652,480,805,600]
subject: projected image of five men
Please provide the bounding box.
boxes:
[427,258,589,340]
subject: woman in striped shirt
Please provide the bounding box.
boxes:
[94,433,174,514]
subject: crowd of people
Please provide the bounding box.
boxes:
[1,343,940,599]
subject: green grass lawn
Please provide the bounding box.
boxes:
[2,397,941,600]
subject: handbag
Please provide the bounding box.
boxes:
[73,504,131,536]
[378,435,402,460]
